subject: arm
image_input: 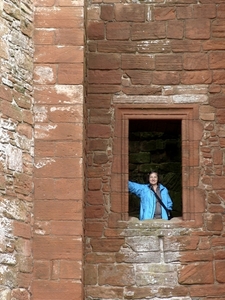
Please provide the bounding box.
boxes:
[128,181,143,198]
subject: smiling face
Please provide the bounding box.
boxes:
[149,172,158,186]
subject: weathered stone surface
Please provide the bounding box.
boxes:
[179,262,214,284]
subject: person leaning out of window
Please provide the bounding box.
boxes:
[128,171,173,220]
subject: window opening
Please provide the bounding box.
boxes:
[129,119,182,219]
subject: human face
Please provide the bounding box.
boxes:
[149,172,158,186]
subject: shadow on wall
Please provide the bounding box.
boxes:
[129,119,182,218]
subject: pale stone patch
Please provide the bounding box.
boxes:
[172,94,208,104]
[55,84,83,104]
[34,66,54,84]
[0,286,11,299]
[34,124,57,139]
[34,158,55,169]
[113,94,172,104]
[33,105,48,122]
[5,144,23,172]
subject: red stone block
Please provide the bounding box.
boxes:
[171,40,201,52]
[185,19,210,39]
[89,108,111,124]
[153,70,180,85]
[167,20,184,39]
[86,94,111,108]
[209,94,225,108]
[54,178,84,200]
[51,221,83,236]
[192,4,216,18]
[99,264,135,286]
[87,124,111,138]
[0,84,12,101]
[88,139,108,151]
[85,222,105,237]
[34,200,83,221]
[212,19,225,38]
[57,63,84,84]
[87,191,104,205]
[33,0,55,6]
[48,104,83,123]
[88,70,122,84]
[34,29,55,45]
[88,178,101,190]
[93,152,109,164]
[55,28,84,46]
[34,157,83,178]
[155,54,182,71]
[190,284,225,298]
[35,7,83,28]
[88,53,121,70]
[209,52,225,69]
[60,260,82,280]
[0,100,22,122]
[215,261,225,283]
[87,21,104,40]
[13,221,31,239]
[98,41,136,53]
[86,286,124,299]
[179,262,214,284]
[125,70,152,85]
[101,4,114,21]
[33,236,83,259]
[34,178,55,199]
[177,5,193,19]
[132,22,166,40]
[35,45,83,63]
[212,176,225,189]
[91,238,124,252]
[32,280,82,300]
[217,4,225,18]
[180,250,213,262]
[183,53,208,70]
[122,54,154,70]
[85,205,105,219]
[206,214,223,231]
[181,70,212,84]
[114,4,145,22]
[55,141,83,157]
[106,22,130,40]
[35,122,83,141]
[203,40,225,51]
[213,149,223,165]
[154,7,176,21]
[33,261,51,279]
[11,289,30,300]
[122,85,161,95]
[213,70,225,84]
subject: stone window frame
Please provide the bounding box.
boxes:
[112,104,204,227]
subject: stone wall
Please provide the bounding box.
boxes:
[0,0,34,299]
[85,1,225,299]
[32,0,85,299]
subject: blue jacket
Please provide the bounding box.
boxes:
[128,181,173,220]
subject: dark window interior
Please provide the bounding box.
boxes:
[129,119,182,218]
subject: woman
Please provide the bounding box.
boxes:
[128,171,173,220]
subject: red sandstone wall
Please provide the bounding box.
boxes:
[33,0,85,299]
[85,1,225,299]
[0,1,34,299]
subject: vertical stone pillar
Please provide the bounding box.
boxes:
[33,0,84,299]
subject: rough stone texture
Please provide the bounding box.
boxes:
[85,1,225,299]
[0,0,34,299]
